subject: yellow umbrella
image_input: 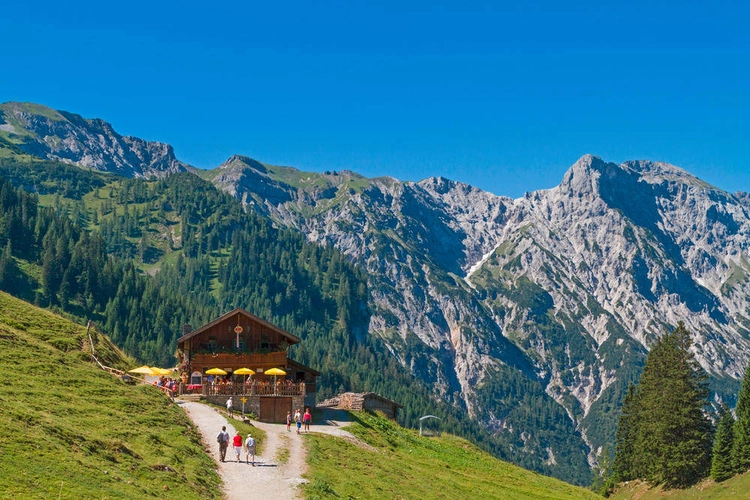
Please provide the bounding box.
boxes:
[128,365,153,375]
[150,367,173,376]
[264,367,286,389]
[205,367,227,375]
[233,368,255,389]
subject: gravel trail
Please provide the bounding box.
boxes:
[178,401,355,500]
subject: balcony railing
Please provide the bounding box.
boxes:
[183,381,307,397]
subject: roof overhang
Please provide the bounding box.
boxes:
[177,308,301,345]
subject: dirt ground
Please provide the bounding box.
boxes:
[178,401,354,500]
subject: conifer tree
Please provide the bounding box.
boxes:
[612,383,638,481]
[732,363,750,473]
[711,403,735,482]
[612,322,713,488]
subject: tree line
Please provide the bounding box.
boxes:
[605,321,750,493]
[0,169,566,482]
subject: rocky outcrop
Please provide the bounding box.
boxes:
[0,102,192,177]
[215,153,750,480]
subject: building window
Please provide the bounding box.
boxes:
[206,337,217,352]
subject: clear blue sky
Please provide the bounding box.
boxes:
[2,0,748,198]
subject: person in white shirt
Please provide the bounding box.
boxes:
[245,433,256,465]
[226,396,234,417]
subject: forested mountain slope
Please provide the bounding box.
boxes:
[0,161,540,482]
[4,102,750,486]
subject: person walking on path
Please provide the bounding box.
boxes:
[294,408,302,434]
[244,433,256,465]
[217,425,230,462]
[303,408,312,432]
[286,411,292,432]
[232,430,243,462]
[226,397,234,417]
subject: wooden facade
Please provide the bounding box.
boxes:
[177,308,320,418]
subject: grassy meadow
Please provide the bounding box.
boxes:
[609,473,750,500]
[301,410,601,500]
[0,291,221,499]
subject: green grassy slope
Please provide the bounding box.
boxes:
[610,474,750,500]
[0,292,221,499]
[302,411,601,500]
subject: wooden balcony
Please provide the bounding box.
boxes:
[191,351,287,368]
[184,381,307,396]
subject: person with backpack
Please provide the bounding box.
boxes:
[216,425,229,462]
[244,433,256,466]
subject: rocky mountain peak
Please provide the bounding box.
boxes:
[0,101,192,178]
[558,154,610,199]
[218,155,267,172]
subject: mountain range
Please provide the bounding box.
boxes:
[3,101,749,484]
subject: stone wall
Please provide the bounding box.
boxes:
[203,394,306,420]
[328,392,401,420]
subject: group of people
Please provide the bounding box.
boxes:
[215,405,313,468]
[286,408,312,434]
[216,425,256,466]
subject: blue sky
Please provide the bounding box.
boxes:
[1,0,748,198]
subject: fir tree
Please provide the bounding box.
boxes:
[613,322,714,488]
[711,403,735,482]
[612,383,638,481]
[732,363,750,473]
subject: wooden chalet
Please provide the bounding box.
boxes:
[177,308,319,422]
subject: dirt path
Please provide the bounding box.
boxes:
[178,401,354,500]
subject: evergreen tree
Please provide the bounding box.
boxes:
[711,403,735,482]
[611,383,638,481]
[0,240,19,294]
[612,322,713,488]
[732,363,750,473]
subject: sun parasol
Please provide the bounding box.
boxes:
[205,367,228,375]
[150,367,173,376]
[128,365,154,375]
[264,367,286,390]
[233,367,255,388]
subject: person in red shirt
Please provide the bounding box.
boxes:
[232,431,243,462]
[303,407,312,432]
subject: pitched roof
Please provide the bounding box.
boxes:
[177,307,301,345]
[286,358,321,376]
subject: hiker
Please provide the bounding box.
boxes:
[233,430,243,462]
[245,433,256,466]
[294,408,302,434]
[286,410,292,432]
[216,425,230,462]
[226,396,234,417]
[303,407,312,432]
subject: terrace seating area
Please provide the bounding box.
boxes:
[182,380,307,397]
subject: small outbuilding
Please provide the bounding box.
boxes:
[319,392,403,420]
